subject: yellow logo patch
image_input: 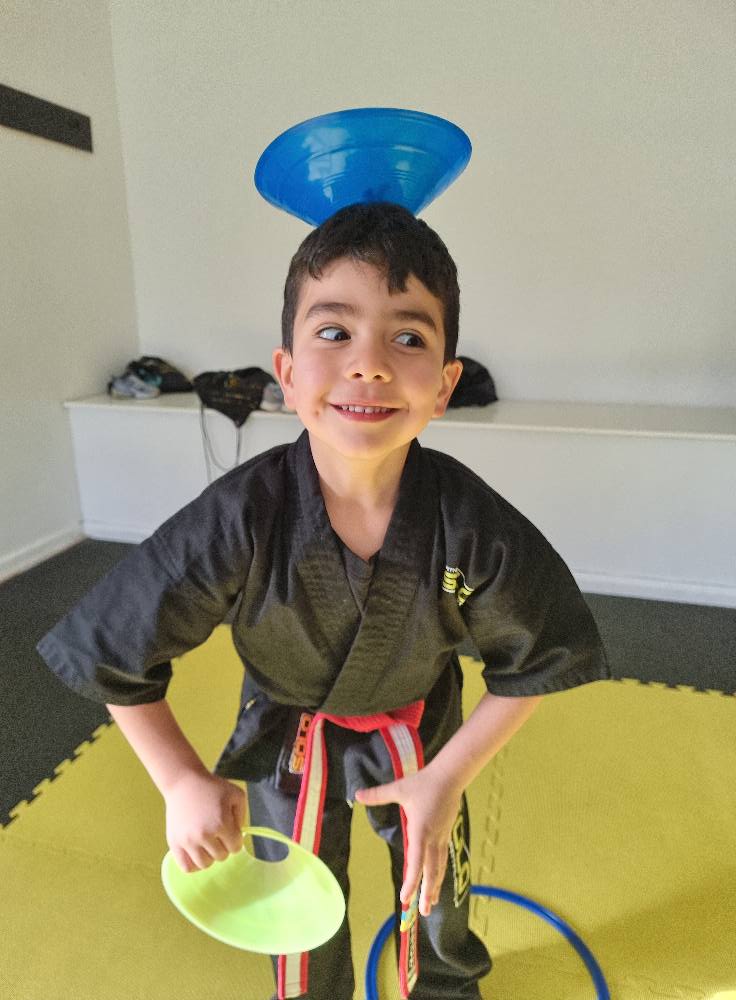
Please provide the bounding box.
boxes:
[442,565,474,607]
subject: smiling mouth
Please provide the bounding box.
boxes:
[333,404,396,414]
[331,403,398,421]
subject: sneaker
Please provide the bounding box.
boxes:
[107,372,161,399]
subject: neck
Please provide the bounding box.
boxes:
[308,434,410,511]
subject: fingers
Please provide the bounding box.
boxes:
[231,787,247,830]
[173,837,227,872]
[400,834,424,907]
[219,787,246,854]
[418,841,447,916]
[354,781,399,807]
[173,846,196,874]
[167,779,247,873]
[221,827,244,855]
[357,777,450,915]
[172,814,244,873]
[401,835,448,916]
[173,842,220,872]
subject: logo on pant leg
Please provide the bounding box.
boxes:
[449,811,471,907]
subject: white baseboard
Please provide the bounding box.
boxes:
[577,571,736,610]
[0,525,86,585]
[82,520,151,544]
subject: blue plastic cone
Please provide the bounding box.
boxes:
[254,107,472,226]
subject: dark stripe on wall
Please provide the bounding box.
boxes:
[0,83,92,152]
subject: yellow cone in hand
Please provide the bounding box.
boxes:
[161,826,345,953]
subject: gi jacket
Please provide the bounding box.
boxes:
[37,430,609,792]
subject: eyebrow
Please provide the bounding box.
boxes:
[303,300,438,332]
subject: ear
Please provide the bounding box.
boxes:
[433,358,463,418]
[272,347,296,408]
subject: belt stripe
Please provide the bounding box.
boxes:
[277,707,425,999]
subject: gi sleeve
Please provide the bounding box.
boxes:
[464,507,610,697]
[36,485,251,706]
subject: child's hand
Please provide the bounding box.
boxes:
[355,766,462,917]
[163,771,247,873]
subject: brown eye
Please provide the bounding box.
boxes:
[318,327,348,341]
[395,331,424,348]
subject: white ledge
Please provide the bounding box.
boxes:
[64,393,736,442]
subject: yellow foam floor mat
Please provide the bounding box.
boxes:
[2,625,735,999]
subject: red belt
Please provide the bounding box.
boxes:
[277,701,425,999]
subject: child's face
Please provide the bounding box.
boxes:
[273,258,463,463]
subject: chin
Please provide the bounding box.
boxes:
[309,426,406,461]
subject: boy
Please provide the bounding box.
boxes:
[37,202,609,999]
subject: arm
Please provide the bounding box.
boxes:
[355,691,541,916]
[427,689,542,790]
[108,701,246,873]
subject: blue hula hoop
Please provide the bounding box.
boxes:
[364,884,610,1000]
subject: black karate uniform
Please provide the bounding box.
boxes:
[36,429,610,999]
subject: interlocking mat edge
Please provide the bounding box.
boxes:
[3,625,735,999]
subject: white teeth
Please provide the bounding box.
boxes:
[339,405,392,413]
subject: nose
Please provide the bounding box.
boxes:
[345,339,392,382]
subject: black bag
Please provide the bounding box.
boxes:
[448,355,497,407]
[192,367,275,428]
[126,355,193,393]
[192,367,277,483]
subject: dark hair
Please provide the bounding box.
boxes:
[281,202,460,362]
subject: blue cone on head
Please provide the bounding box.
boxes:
[254,107,472,227]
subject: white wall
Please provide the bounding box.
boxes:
[108,0,736,405]
[2,0,735,584]
[0,0,138,578]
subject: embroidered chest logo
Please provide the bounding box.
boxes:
[442,566,475,607]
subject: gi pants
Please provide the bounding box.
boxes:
[247,776,492,1000]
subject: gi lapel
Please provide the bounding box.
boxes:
[311,435,438,715]
[287,430,359,667]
